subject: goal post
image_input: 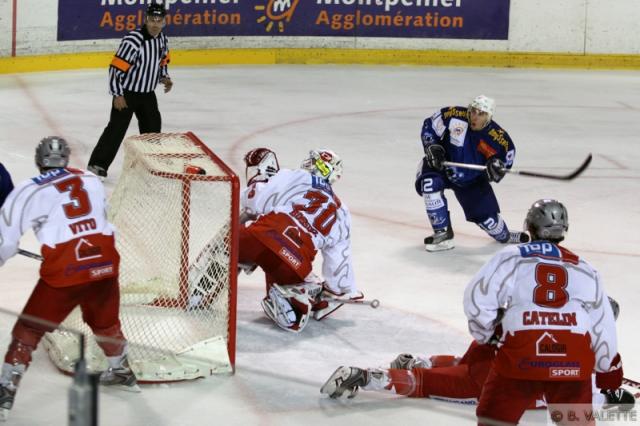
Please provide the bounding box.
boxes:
[44,132,239,381]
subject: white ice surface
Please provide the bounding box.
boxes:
[0,65,639,425]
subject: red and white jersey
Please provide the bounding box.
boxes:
[241,169,356,294]
[463,242,618,381]
[0,168,119,287]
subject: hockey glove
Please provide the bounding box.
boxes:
[486,157,506,182]
[424,144,446,171]
[601,388,635,411]
[596,353,623,390]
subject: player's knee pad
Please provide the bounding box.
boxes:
[414,172,446,196]
[476,214,509,243]
[261,283,319,333]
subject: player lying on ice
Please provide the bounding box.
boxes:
[322,199,633,423]
[415,95,529,252]
[235,147,364,333]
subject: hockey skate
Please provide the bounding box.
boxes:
[424,226,454,252]
[100,360,140,393]
[320,366,370,399]
[507,231,530,244]
[0,384,16,421]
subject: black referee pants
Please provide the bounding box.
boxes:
[89,90,162,172]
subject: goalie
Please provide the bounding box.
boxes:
[237,147,363,333]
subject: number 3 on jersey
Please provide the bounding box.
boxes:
[533,263,569,308]
[291,190,338,236]
[54,176,92,219]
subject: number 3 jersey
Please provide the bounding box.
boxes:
[463,242,618,381]
[241,169,356,295]
[0,168,119,287]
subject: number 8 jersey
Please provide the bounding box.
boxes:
[463,242,619,381]
[0,168,119,287]
[241,168,356,295]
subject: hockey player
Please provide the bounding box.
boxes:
[0,162,14,208]
[464,199,622,424]
[0,137,138,421]
[238,148,363,332]
[320,297,633,412]
[416,95,529,251]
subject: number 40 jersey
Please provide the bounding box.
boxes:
[241,168,356,295]
[463,242,619,382]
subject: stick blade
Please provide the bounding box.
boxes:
[517,153,592,181]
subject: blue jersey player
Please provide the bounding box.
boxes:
[415,95,529,251]
[0,162,14,208]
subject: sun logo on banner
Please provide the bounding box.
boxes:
[255,0,300,33]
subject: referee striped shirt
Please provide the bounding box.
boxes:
[108,26,170,96]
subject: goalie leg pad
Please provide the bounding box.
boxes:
[261,284,315,333]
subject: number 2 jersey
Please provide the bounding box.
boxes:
[0,168,119,287]
[241,168,357,295]
[463,241,619,381]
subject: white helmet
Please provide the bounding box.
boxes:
[244,148,279,185]
[469,95,496,118]
[301,149,343,184]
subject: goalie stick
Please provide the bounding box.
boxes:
[18,249,43,261]
[442,153,592,181]
[320,296,381,309]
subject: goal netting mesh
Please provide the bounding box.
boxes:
[44,132,239,381]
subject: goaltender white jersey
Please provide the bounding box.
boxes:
[241,168,356,294]
[464,241,618,381]
[0,168,119,287]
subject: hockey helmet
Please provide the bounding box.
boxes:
[146,2,167,17]
[244,148,279,185]
[301,149,343,184]
[524,199,569,242]
[35,136,70,170]
[469,95,496,117]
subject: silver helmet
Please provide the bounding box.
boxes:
[35,136,70,169]
[524,199,568,241]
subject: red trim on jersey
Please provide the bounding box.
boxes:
[495,329,594,381]
[558,245,580,265]
[40,234,119,287]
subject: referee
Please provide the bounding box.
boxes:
[88,2,173,178]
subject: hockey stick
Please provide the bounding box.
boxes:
[442,153,592,181]
[623,377,640,390]
[18,249,43,261]
[322,297,381,309]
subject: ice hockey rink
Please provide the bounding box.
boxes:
[0,65,639,425]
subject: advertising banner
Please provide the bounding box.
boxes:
[58,0,510,41]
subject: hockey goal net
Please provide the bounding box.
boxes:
[44,132,239,381]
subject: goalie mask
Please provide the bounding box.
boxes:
[301,149,343,184]
[35,136,70,170]
[524,199,569,242]
[244,148,279,185]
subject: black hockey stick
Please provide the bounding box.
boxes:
[442,153,592,181]
[18,249,43,261]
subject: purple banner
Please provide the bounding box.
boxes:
[58,1,510,41]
